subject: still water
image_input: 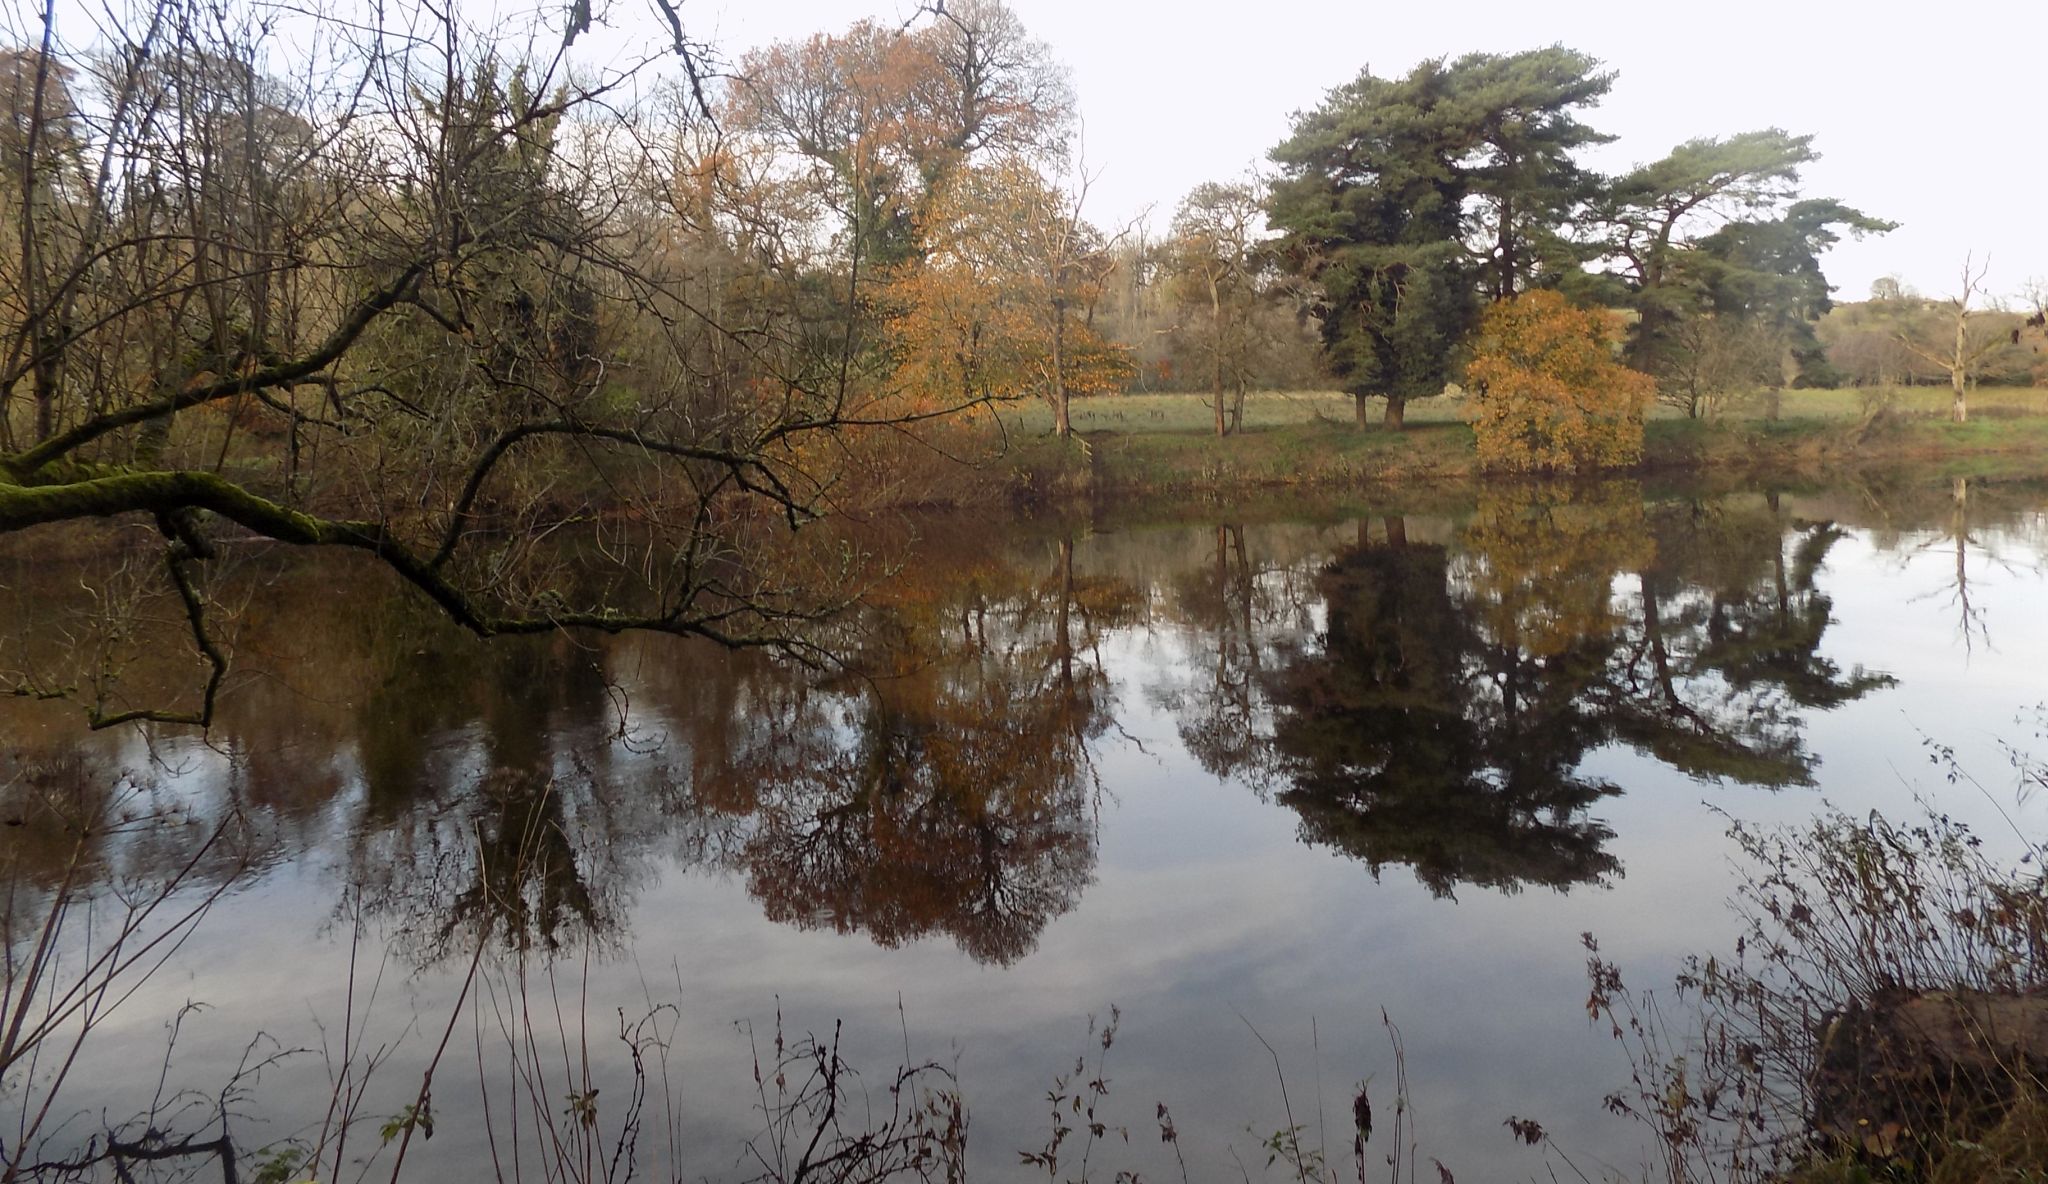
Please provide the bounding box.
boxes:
[6,473,2048,1181]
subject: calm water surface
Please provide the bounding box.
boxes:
[7,473,2048,1180]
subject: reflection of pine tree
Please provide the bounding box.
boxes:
[1610,498,1892,786]
[1265,512,1622,898]
[1260,483,1896,897]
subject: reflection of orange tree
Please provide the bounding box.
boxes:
[1456,484,1648,825]
[717,533,1139,964]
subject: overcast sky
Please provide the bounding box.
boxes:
[650,0,2041,304]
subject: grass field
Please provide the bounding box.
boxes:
[995,386,2047,437]
[984,385,2048,500]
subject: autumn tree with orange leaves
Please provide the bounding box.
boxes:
[723,0,1071,270]
[1466,290,1655,473]
[885,157,1131,432]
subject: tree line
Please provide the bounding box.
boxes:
[0,0,2038,719]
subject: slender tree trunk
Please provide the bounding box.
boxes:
[1210,274,1224,437]
[1353,393,1370,430]
[1231,377,1245,435]
[1052,302,1070,438]
[1949,299,1966,424]
[1951,313,1969,424]
[32,344,58,442]
[1383,515,1407,548]
[1384,397,1406,430]
[1496,192,1515,301]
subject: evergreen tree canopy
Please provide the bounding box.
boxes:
[1266,47,1612,427]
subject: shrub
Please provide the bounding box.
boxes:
[1467,291,1656,473]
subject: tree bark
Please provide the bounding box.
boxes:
[1353,392,1370,429]
[1384,396,1406,430]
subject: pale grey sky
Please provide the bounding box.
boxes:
[664,0,2043,304]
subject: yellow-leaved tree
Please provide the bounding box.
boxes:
[884,156,1130,433]
[1467,290,1656,473]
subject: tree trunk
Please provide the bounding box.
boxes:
[32,359,56,442]
[1383,515,1407,548]
[1496,191,1516,301]
[1353,392,1370,430]
[1055,534,1075,683]
[1052,303,1070,438]
[1210,274,1225,438]
[1952,309,1969,424]
[1384,397,1406,431]
[1953,476,1972,641]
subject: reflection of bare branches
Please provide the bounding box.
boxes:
[0,770,253,1179]
[1902,476,2030,653]
[14,1012,301,1184]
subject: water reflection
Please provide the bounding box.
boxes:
[1171,482,1897,896]
[708,534,1138,965]
[1264,498,1628,896]
[5,478,2038,958]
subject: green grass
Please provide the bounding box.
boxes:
[982,386,2048,501]
[995,385,2046,438]
[998,390,1461,435]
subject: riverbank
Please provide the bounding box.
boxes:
[987,396,2048,502]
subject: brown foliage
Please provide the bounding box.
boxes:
[1467,290,1654,473]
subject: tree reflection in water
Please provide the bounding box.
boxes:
[1193,484,1896,897]
[715,533,1138,965]
[0,483,1933,960]
[1263,491,1631,896]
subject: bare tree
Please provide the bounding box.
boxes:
[1898,254,2008,424]
[1166,178,1266,436]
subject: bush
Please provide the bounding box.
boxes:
[1467,291,1655,473]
